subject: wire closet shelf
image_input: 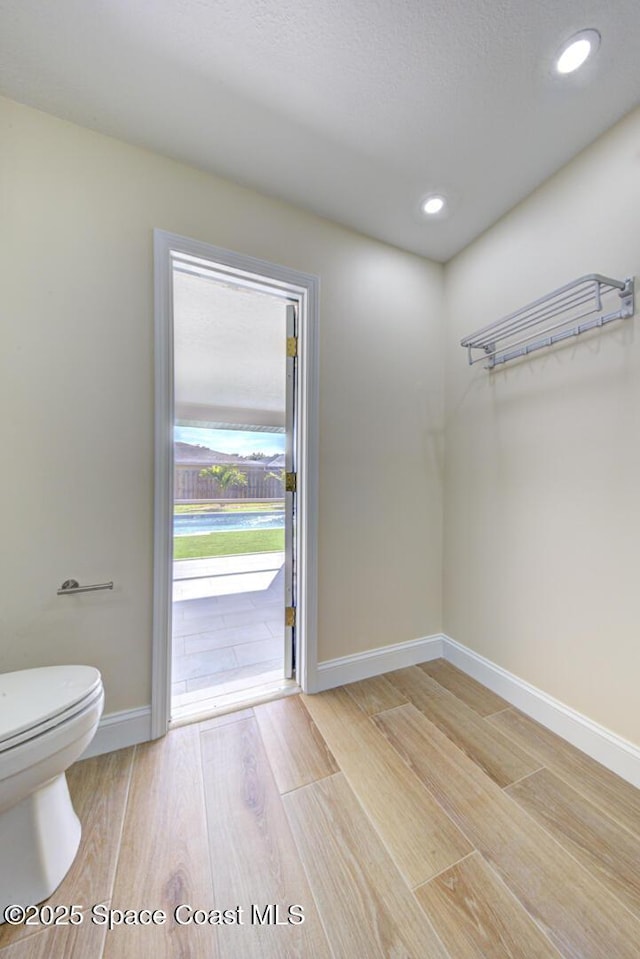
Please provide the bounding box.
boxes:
[460,273,635,369]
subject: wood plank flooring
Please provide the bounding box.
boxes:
[302,686,473,887]
[385,666,541,787]
[414,852,561,959]
[200,715,332,958]
[2,659,639,958]
[101,725,215,958]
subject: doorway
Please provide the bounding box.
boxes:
[172,272,291,721]
[152,232,319,736]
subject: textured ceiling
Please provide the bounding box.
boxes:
[1,0,639,261]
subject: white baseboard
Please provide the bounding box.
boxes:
[314,634,444,692]
[83,635,640,789]
[443,635,640,789]
[314,630,640,787]
[81,706,152,759]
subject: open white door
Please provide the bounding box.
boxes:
[284,302,297,679]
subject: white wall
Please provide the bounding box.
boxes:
[0,96,445,714]
[443,106,640,746]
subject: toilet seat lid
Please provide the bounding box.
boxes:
[0,665,102,747]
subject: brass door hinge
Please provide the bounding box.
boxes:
[285,471,297,493]
[285,606,296,628]
[286,336,298,358]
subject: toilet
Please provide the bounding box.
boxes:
[0,665,104,914]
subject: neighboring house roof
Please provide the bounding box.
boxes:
[174,443,284,468]
[174,442,237,466]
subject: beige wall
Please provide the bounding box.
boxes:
[443,106,640,745]
[5,91,637,747]
[0,96,445,714]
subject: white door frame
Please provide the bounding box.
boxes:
[152,229,320,739]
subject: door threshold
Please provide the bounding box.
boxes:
[170,677,300,728]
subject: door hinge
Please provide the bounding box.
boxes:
[287,336,298,358]
[285,606,296,628]
[285,471,297,493]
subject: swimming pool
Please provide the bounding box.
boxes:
[174,511,285,535]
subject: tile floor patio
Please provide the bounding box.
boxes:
[171,551,286,718]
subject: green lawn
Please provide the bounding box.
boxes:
[174,528,285,560]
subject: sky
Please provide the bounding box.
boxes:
[175,425,285,456]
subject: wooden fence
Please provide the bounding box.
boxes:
[175,464,284,502]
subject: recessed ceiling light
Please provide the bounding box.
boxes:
[556,29,600,74]
[422,195,446,215]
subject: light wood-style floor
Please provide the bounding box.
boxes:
[2,660,640,958]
